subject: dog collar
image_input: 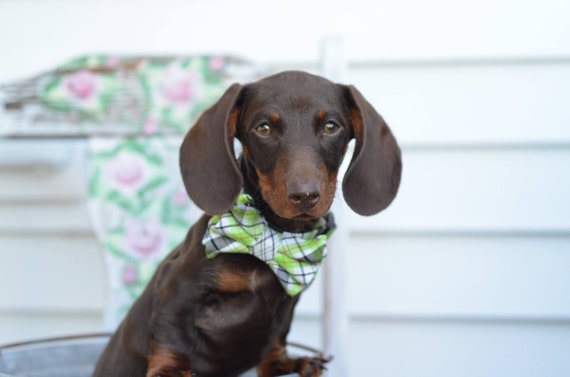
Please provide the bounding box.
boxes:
[202,194,335,296]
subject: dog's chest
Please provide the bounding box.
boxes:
[190,254,296,374]
[196,253,290,321]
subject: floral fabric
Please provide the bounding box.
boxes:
[1,54,257,329]
[59,55,257,329]
[88,137,203,329]
[1,55,255,136]
[43,56,230,133]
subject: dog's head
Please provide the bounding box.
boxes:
[180,71,401,220]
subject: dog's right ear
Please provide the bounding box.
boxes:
[179,83,244,215]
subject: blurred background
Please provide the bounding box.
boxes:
[0,0,569,376]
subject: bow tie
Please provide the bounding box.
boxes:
[202,194,335,296]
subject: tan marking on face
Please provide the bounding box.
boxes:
[242,144,251,158]
[228,108,241,135]
[349,108,364,141]
[257,159,338,219]
[269,112,280,122]
[256,161,295,217]
[318,110,327,121]
[313,165,337,216]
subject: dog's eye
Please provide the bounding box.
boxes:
[324,122,340,135]
[255,123,272,137]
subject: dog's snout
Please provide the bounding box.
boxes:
[287,183,321,211]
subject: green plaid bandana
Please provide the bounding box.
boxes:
[203,194,335,296]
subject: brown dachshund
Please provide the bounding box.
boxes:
[93,71,401,377]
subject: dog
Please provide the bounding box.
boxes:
[93,71,402,377]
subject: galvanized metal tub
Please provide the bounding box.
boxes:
[0,334,109,377]
[0,334,322,377]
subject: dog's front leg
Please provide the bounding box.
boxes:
[146,339,193,377]
[144,258,198,377]
[257,342,330,377]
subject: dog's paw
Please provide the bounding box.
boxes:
[293,356,331,377]
[150,371,194,377]
[257,345,332,377]
[150,372,192,377]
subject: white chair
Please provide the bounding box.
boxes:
[0,44,349,375]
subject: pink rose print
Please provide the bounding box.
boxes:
[106,56,120,68]
[173,188,189,207]
[143,115,160,135]
[122,264,137,285]
[208,56,225,71]
[65,70,98,100]
[160,64,203,105]
[108,152,148,190]
[125,217,166,257]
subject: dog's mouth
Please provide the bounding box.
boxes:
[292,213,318,221]
[261,206,331,233]
[270,200,333,222]
[265,183,336,222]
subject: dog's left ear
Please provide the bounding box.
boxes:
[179,83,244,215]
[341,85,402,216]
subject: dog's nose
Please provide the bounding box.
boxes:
[287,183,321,210]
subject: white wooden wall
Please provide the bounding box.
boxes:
[1,1,569,376]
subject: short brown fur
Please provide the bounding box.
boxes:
[93,71,401,377]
